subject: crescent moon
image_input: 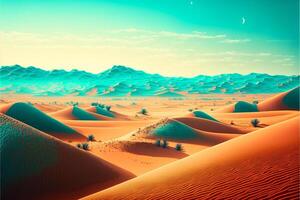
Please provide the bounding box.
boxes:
[242,17,246,24]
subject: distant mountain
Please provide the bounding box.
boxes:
[0,65,299,97]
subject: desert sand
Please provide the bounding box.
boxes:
[0,88,299,199]
[83,116,299,200]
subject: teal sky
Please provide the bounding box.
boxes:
[0,0,299,76]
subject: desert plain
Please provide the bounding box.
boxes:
[0,88,299,200]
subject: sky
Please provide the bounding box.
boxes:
[0,0,299,77]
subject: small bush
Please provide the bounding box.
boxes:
[253,100,259,104]
[139,108,148,115]
[91,102,98,106]
[87,134,95,141]
[82,143,89,150]
[155,139,161,147]
[251,118,260,127]
[105,105,111,111]
[161,139,168,148]
[76,143,82,148]
[188,108,193,112]
[97,104,105,108]
[175,144,183,151]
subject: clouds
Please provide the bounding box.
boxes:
[112,28,227,40]
[221,39,251,44]
[0,29,298,76]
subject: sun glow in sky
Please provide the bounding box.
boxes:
[0,0,299,76]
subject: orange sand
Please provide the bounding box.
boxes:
[0,91,299,200]
[1,114,135,200]
[83,116,300,200]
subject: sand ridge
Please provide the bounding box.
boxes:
[0,89,299,199]
[82,116,300,200]
[0,114,135,200]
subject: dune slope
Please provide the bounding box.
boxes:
[83,116,299,200]
[216,101,258,113]
[174,117,248,134]
[86,106,129,120]
[138,119,239,145]
[258,87,300,111]
[190,110,219,122]
[3,102,85,141]
[0,114,135,200]
[72,106,99,120]
[50,107,113,121]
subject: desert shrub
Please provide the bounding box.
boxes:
[161,139,168,148]
[253,100,259,104]
[155,139,161,147]
[92,103,112,111]
[105,105,111,111]
[251,118,260,127]
[87,134,95,141]
[139,108,148,115]
[97,104,105,108]
[188,108,193,112]
[76,143,82,148]
[91,102,98,106]
[82,143,89,150]
[175,144,183,151]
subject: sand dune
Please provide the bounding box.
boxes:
[258,87,299,111]
[50,107,113,121]
[89,140,193,176]
[212,110,299,127]
[62,120,155,127]
[66,120,154,141]
[212,110,298,118]
[136,118,239,145]
[187,110,219,122]
[1,89,299,200]
[0,103,13,113]
[217,87,299,113]
[33,104,65,112]
[174,117,248,134]
[2,102,86,141]
[216,101,258,113]
[86,106,130,120]
[83,116,299,200]
[0,114,135,200]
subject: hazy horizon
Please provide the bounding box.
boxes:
[2,64,300,78]
[0,0,299,76]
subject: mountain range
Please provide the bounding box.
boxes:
[1,65,299,97]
